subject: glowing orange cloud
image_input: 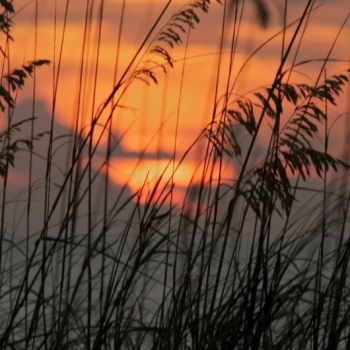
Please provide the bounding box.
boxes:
[4,0,348,205]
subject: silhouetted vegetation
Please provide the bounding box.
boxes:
[1,0,350,349]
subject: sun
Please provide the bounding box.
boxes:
[91,155,234,205]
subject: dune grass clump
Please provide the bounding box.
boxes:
[1,0,350,349]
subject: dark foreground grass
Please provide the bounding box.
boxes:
[1,0,350,349]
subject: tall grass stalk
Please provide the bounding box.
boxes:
[1,0,350,348]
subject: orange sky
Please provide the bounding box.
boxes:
[4,0,350,204]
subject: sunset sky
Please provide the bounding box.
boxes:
[4,0,350,204]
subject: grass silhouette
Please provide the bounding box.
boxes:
[1,0,350,348]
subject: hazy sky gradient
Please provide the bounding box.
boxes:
[5,0,350,203]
